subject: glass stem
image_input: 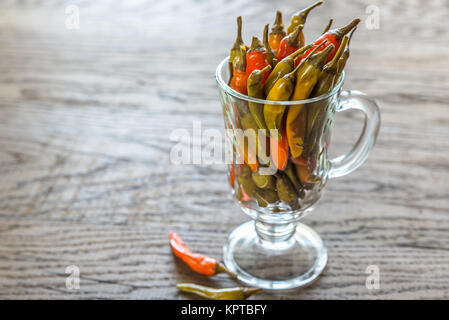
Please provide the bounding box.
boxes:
[255,220,297,249]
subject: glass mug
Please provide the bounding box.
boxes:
[216,58,380,290]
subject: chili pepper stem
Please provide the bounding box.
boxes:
[322,19,333,34]
[334,18,361,39]
[300,1,324,19]
[232,16,243,50]
[216,262,238,278]
[272,10,284,33]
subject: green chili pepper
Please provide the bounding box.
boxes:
[287,1,324,38]
[238,166,278,206]
[263,24,276,67]
[275,173,298,204]
[263,43,313,97]
[176,283,262,300]
[336,28,356,79]
[237,169,258,198]
[284,162,303,192]
[227,60,233,86]
[252,171,276,189]
[255,188,279,207]
[237,184,243,201]
[312,35,349,98]
[247,65,271,131]
[304,35,351,158]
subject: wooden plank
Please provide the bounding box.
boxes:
[0,0,448,299]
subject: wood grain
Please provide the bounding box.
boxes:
[0,0,448,299]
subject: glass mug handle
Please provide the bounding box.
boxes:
[328,90,381,179]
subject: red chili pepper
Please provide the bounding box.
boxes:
[276,25,304,62]
[169,232,236,277]
[246,37,270,86]
[298,18,360,66]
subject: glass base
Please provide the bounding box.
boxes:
[223,221,327,290]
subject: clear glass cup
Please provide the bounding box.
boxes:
[216,57,380,290]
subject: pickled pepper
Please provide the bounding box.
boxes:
[263,24,276,67]
[247,65,271,130]
[287,1,324,41]
[263,43,313,97]
[169,232,236,277]
[270,124,289,171]
[264,42,325,142]
[312,35,349,98]
[176,283,262,300]
[300,18,360,64]
[246,37,270,85]
[269,10,286,54]
[286,44,334,159]
[230,46,248,95]
[277,25,304,62]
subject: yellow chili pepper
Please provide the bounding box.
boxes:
[248,64,272,130]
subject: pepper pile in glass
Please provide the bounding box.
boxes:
[216,2,380,290]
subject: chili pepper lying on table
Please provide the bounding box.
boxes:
[300,18,360,64]
[276,25,304,62]
[287,1,324,43]
[169,232,236,278]
[268,10,286,54]
[176,283,262,300]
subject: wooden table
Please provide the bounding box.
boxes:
[0,0,448,299]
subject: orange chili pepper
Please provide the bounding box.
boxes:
[270,125,289,171]
[269,10,286,54]
[169,232,236,278]
[276,25,304,62]
[229,163,235,187]
[230,46,248,95]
